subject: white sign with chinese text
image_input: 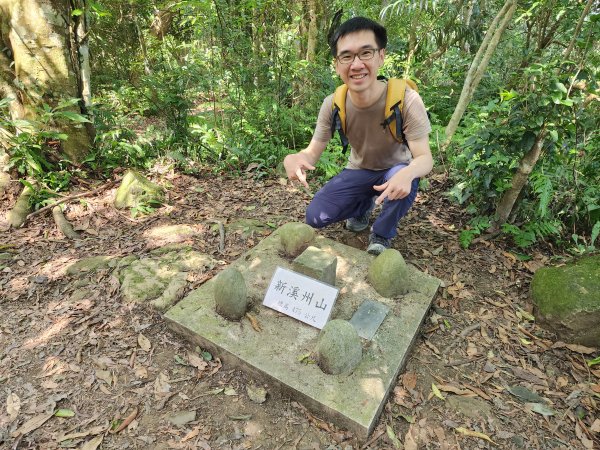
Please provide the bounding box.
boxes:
[263,266,339,329]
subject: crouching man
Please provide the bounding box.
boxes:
[283,16,433,255]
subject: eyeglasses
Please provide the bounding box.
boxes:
[336,48,380,65]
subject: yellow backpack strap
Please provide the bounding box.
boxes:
[382,78,414,144]
[331,84,349,152]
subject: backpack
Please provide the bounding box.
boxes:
[331,77,418,153]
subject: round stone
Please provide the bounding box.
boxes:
[315,319,362,375]
[279,222,316,257]
[213,267,248,320]
[368,248,409,297]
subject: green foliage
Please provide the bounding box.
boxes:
[1,98,89,208]
[459,215,491,248]
[447,53,598,248]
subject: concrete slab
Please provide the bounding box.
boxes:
[164,227,440,439]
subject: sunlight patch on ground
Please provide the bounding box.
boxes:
[22,316,73,350]
[40,255,78,280]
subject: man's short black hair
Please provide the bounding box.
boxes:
[329,17,387,57]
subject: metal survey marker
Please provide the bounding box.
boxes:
[349,299,390,340]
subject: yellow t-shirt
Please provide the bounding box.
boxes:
[312,83,431,170]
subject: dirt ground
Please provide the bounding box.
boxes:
[1,168,599,450]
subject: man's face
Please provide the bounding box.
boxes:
[334,30,385,94]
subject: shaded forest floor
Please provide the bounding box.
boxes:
[1,168,599,450]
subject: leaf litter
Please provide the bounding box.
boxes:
[1,171,599,449]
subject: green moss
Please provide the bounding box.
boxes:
[66,255,117,275]
[531,255,600,316]
[367,249,409,297]
[279,222,316,257]
[114,170,164,209]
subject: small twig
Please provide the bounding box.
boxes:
[245,313,262,332]
[110,407,138,434]
[24,180,117,223]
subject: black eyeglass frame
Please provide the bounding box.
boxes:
[335,48,381,65]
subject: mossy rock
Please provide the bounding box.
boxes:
[66,255,118,275]
[315,319,362,375]
[532,255,600,346]
[367,249,409,297]
[114,170,165,209]
[279,222,316,257]
[213,267,248,320]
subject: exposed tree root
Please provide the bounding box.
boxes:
[24,180,117,224]
[6,183,33,228]
[52,206,80,239]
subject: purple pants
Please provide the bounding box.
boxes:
[306,163,419,239]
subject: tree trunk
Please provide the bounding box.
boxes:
[150,8,175,40]
[0,0,93,163]
[305,0,318,62]
[442,0,516,149]
[493,128,548,227]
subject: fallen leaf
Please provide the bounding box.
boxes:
[10,413,53,438]
[507,385,546,403]
[404,423,419,450]
[511,367,547,385]
[59,425,105,442]
[432,383,446,400]
[181,425,202,442]
[80,435,104,450]
[224,387,237,396]
[187,351,208,371]
[138,333,152,352]
[516,307,535,322]
[564,343,598,355]
[134,365,148,379]
[95,369,112,386]
[590,419,600,433]
[526,402,555,416]
[247,385,267,404]
[386,425,402,449]
[228,414,252,420]
[402,372,417,390]
[6,392,20,421]
[154,372,171,399]
[54,408,75,418]
[456,427,496,445]
[466,342,479,357]
[437,384,475,396]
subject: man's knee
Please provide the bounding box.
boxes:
[305,202,329,228]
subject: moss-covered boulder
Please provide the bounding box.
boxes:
[368,249,409,297]
[118,249,215,311]
[315,319,362,375]
[67,255,118,275]
[213,267,248,320]
[532,255,600,346]
[279,222,316,257]
[114,170,164,209]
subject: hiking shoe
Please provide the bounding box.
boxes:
[345,199,376,232]
[367,233,391,255]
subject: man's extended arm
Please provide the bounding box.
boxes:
[373,135,433,204]
[283,139,328,188]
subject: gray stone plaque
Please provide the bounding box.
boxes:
[349,299,390,340]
